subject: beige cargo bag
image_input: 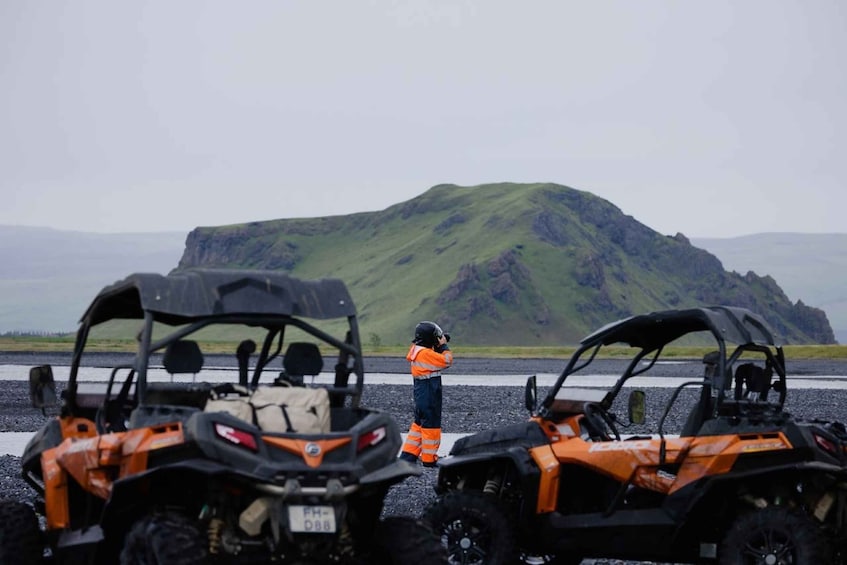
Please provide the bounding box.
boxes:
[250,385,331,434]
[204,384,330,434]
[204,397,255,423]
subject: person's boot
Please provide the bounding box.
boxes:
[421,455,438,468]
[398,452,418,464]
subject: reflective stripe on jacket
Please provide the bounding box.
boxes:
[406,344,453,379]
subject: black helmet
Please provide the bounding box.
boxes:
[413,321,445,348]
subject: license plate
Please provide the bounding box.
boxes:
[287,505,336,533]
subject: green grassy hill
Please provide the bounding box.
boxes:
[177,183,834,346]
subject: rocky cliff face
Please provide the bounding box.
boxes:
[175,183,836,345]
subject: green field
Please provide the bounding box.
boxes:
[2,336,846,360]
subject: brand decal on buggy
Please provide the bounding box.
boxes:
[556,424,576,437]
[305,442,321,456]
[288,505,336,533]
[656,470,676,482]
[588,440,652,452]
[741,441,788,453]
[149,436,182,450]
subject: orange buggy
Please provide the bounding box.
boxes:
[1,269,443,564]
[424,306,847,564]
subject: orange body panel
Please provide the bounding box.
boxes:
[670,432,791,493]
[536,414,795,506]
[551,436,692,493]
[42,454,70,529]
[119,423,185,475]
[59,417,98,440]
[41,419,187,529]
[529,445,561,513]
[263,436,352,468]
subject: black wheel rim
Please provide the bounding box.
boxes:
[442,516,490,565]
[741,528,796,565]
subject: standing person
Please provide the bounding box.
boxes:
[399,321,453,467]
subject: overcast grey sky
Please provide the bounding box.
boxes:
[2,1,845,238]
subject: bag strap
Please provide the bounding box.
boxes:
[252,401,296,433]
[210,383,250,400]
[279,405,295,433]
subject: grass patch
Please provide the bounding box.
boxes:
[4,337,847,361]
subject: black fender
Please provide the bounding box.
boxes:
[21,418,64,497]
[436,420,550,512]
[448,421,549,457]
[361,459,422,486]
[669,460,847,543]
[103,454,419,526]
[20,418,64,482]
[438,445,542,482]
[436,450,545,520]
[105,458,259,513]
[436,447,545,528]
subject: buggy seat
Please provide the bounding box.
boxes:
[130,340,209,428]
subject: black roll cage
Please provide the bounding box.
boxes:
[63,269,365,413]
[538,306,787,419]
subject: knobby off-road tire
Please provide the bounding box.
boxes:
[120,511,208,565]
[0,499,43,565]
[371,516,448,564]
[422,491,518,565]
[719,506,830,564]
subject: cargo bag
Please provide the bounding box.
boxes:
[251,385,331,434]
[204,384,330,434]
[204,397,255,423]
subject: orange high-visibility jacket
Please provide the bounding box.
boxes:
[406,344,453,378]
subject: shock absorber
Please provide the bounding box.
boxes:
[337,520,355,557]
[483,466,503,495]
[208,517,224,555]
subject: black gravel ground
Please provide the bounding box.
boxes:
[2,354,847,564]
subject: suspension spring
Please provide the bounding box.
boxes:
[483,474,503,495]
[208,517,224,555]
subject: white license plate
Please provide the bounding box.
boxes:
[287,505,336,533]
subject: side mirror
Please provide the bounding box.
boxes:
[525,375,537,414]
[29,365,57,411]
[628,390,646,425]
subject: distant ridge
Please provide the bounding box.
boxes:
[0,225,185,333]
[693,233,847,344]
[177,183,834,346]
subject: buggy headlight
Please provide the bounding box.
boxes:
[215,423,259,452]
[813,432,839,457]
[357,426,387,452]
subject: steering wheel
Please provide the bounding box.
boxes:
[96,369,137,433]
[583,402,621,441]
[96,398,129,433]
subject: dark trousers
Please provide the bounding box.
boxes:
[401,376,443,464]
[413,376,442,428]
